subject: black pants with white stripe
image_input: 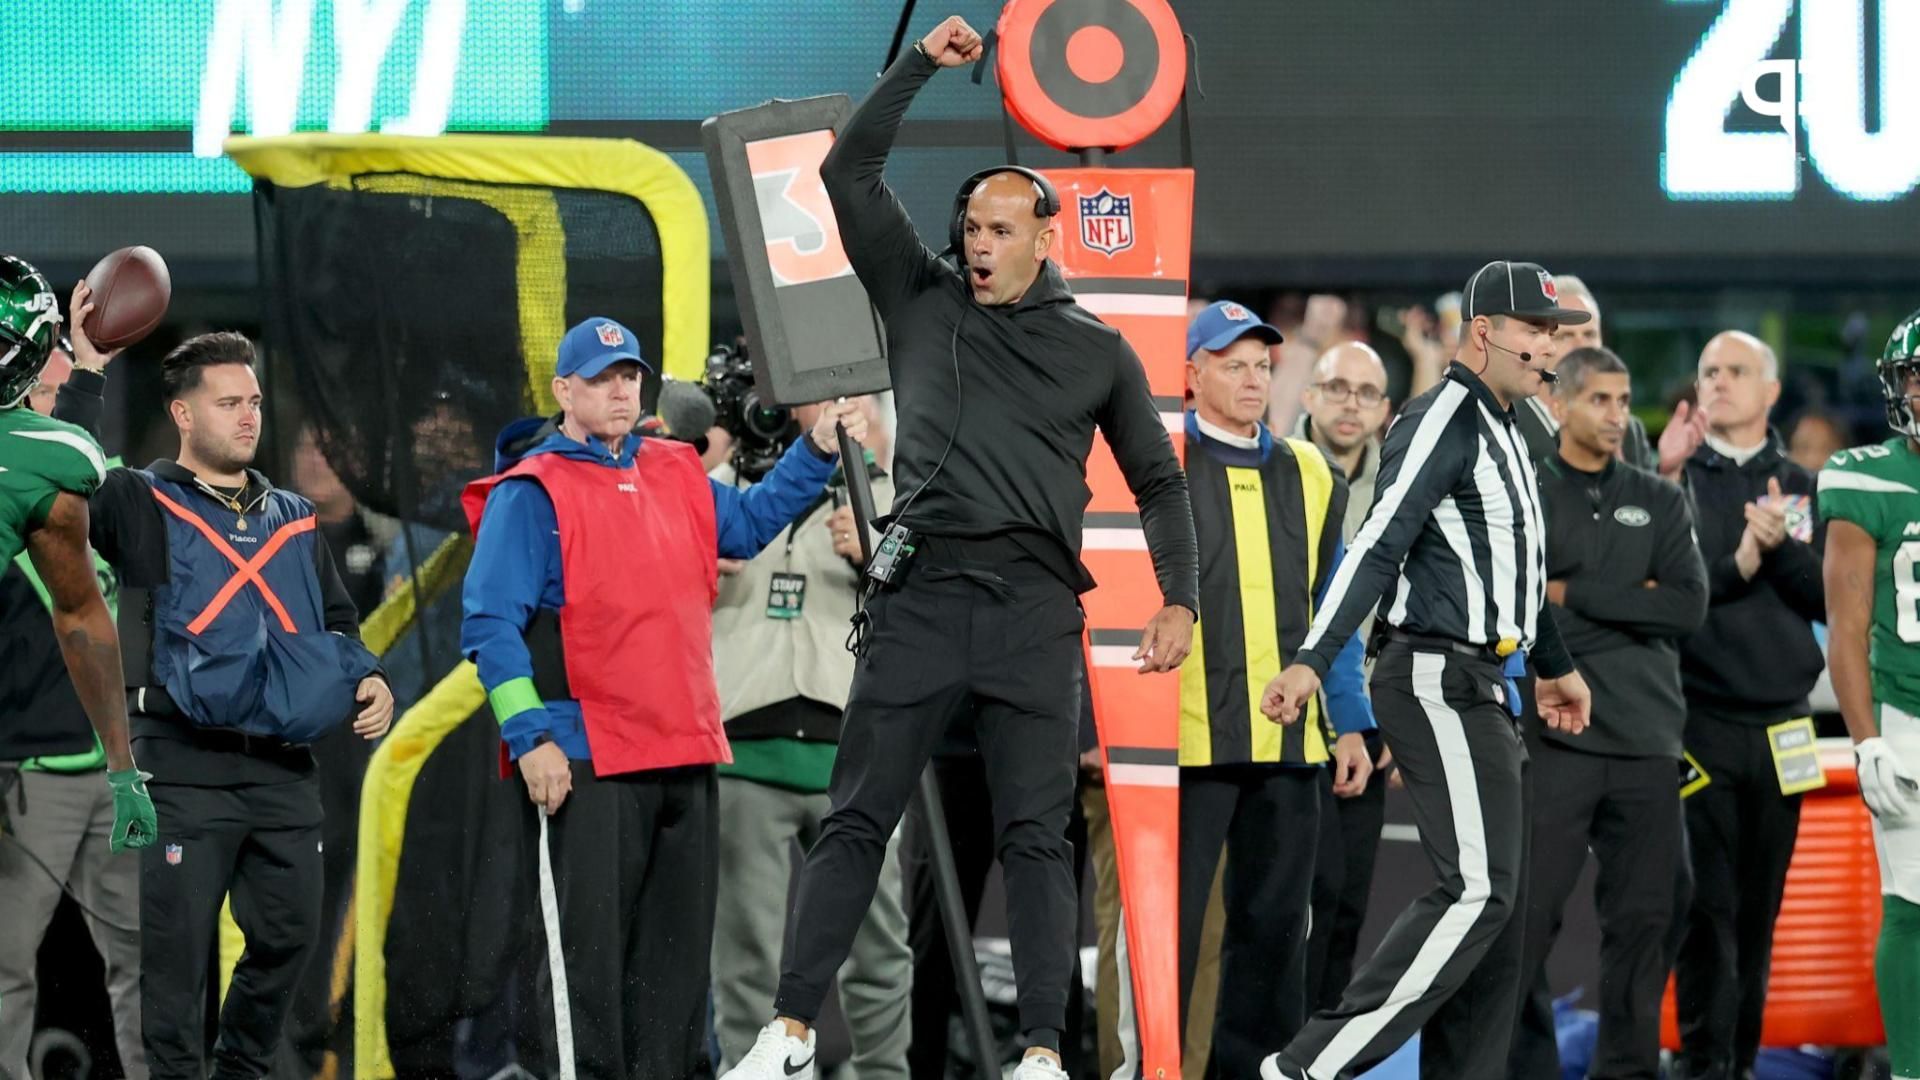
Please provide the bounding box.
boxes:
[517,763,718,1080]
[1274,643,1530,1080]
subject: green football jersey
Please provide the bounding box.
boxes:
[1819,437,1920,719]
[0,404,108,564]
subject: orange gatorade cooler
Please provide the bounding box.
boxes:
[1662,740,1885,1050]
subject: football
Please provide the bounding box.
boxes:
[81,246,171,351]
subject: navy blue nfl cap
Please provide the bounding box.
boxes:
[1187,300,1284,359]
[557,317,648,379]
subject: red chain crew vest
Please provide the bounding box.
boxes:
[464,439,728,776]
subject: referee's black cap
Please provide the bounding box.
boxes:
[1462,261,1592,325]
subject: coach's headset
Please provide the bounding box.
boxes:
[946,165,1062,256]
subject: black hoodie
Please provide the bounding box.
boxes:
[1679,432,1826,722]
[819,48,1198,612]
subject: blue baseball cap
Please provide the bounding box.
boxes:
[1186,300,1284,359]
[556,317,648,379]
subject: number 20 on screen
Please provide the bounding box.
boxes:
[1664,0,1917,202]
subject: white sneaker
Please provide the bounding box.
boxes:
[718,1021,816,1080]
[1010,1053,1068,1080]
[1259,1054,1309,1080]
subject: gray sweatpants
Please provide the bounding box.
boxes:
[0,769,145,1080]
[712,775,911,1079]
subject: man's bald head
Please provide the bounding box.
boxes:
[1697,329,1781,438]
[1700,330,1777,379]
[1312,342,1388,386]
[1302,342,1390,454]
[970,171,1048,215]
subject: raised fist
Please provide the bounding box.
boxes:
[920,16,985,67]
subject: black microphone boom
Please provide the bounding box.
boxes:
[1485,338,1556,384]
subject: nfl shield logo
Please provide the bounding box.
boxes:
[1079,188,1134,256]
[1539,271,1558,301]
[596,322,624,347]
[165,843,183,865]
[1220,302,1253,322]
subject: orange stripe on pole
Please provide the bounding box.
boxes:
[1080,551,1164,630]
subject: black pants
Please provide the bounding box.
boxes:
[515,762,717,1080]
[903,753,1091,1077]
[1274,644,1530,1080]
[1506,740,1684,1080]
[779,538,1083,1038]
[140,779,324,1080]
[1180,764,1325,1078]
[1306,743,1388,1010]
[1674,711,1803,1080]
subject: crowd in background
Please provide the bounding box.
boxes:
[3,267,1894,1080]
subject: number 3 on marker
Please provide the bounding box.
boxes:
[1664,0,1920,202]
[746,131,855,288]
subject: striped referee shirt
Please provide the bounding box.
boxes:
[1295,361,1574,679]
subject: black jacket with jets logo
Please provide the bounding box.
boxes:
[1538,454,1707,758]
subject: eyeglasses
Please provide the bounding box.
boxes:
[1313,380,1385,407]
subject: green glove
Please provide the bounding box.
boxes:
[106,768,157,853]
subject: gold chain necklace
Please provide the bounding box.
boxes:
[192,477,271,532]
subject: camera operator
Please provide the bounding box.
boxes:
[707,396,910,1078]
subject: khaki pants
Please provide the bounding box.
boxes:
[713,775,911,1079]
[0,769,145,1080]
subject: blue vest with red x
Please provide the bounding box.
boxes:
[143,472,377,743]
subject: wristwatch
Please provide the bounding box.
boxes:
[913,39,933,61]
